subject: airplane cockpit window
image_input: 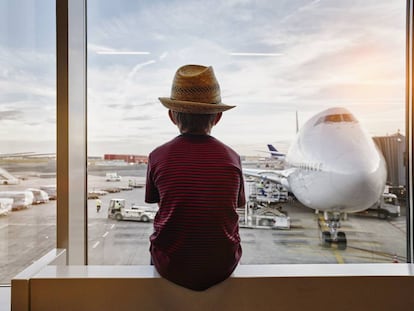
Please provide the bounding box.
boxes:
[325,114,343,123]
[341,114,358,122]
[314,114,358,126]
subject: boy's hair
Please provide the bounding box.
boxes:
[172,111,218,134]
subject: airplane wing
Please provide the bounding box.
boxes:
[243,167,295,191]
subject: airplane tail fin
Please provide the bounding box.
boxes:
[267,144,278,152]
[267,144,285,158]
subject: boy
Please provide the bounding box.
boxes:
[145,64,245,291]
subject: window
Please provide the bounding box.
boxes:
[0,0,409,287]
[0,0,56,284]
[87,0,408,266]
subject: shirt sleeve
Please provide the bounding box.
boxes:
[145,155,160,203]
[237,157,246,208]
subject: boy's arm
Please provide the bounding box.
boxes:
[145,156,160,203]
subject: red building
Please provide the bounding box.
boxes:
[104,154,148,164]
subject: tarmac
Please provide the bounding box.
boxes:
[0,169,407,284]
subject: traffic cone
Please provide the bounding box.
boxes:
[392,254,399,263]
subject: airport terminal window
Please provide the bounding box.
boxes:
[86,0,408,266]
[0,0,56,284]
[0,0,409,289]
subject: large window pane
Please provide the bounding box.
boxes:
[87,1,407,265]
[0,1,56,284]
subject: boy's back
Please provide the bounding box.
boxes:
[145,64,245,290]
[146,134,244,290]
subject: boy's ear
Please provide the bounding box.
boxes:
[168,110,177,125]
[213,112,222,125]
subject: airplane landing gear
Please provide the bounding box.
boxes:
[321,211,347,250]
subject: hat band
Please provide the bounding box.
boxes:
[171,84,221,104]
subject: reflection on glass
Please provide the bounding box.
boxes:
[0,1,56,284]
[87,1,407,266]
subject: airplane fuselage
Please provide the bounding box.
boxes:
[285,107,387,213]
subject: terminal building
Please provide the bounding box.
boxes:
[103,154,148,164]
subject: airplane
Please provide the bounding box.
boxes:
[267,144,285,159]
[243,107,387,250]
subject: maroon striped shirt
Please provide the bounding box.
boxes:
[145,134,245,290]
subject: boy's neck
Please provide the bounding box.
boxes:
[180,130,211,135]
[181,133,210,137]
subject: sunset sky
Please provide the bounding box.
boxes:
[0,0,406,156]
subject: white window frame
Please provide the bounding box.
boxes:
[56,0,88,265]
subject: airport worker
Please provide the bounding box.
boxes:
[145,64,245,291]
[114,199,122,210]
[96,198,102,212]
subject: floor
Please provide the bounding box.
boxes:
[0,287,10,311]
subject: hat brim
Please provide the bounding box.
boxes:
[159,97,235,114]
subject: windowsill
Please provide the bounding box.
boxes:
[29,262,414,278]
[11,250,414,311]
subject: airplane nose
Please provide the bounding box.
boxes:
[331,159,387,212]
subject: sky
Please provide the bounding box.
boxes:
[0,0,406,157]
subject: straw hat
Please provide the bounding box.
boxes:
[159,64,235,114]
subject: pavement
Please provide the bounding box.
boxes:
[0,173,407,284]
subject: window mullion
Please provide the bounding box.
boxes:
[56,0,88,265]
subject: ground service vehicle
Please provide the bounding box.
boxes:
[240,180,291,229]
[40,185,57,200]
[239,202,291,229]
[26,188,49,204]
[0,198,13,215]
[105,172,121,182]
[356,192,400,220]
[128,179,144,188]
[0,191,33,210]
[248,180,288,204]
[107,198,156,222]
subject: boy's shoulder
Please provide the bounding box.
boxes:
[150,135,239,158]
[150,135,182,154]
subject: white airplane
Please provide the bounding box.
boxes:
[244,107,387,250]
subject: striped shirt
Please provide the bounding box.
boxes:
[145,133,245,291]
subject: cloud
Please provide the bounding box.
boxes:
[123,115,153,121]
[0,110,22,121]
[85,0,405,154]
[0,0,406,155]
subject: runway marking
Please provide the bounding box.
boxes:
[92,241,100,249]
[318,215,345,263]
[110,224,115,229]
[102,231,109,238]
[389,220,406,234]
[333,250,345,263]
